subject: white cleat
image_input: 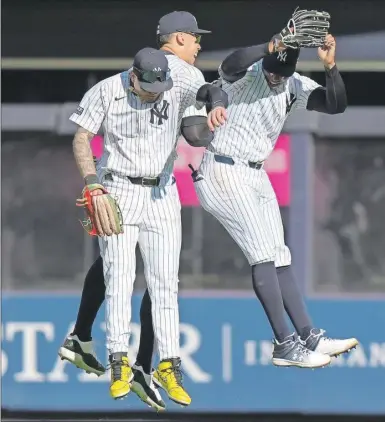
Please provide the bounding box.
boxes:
[302,328,359,357]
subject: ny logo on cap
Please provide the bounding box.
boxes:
[277,51,288,62]
[153,67,162,72]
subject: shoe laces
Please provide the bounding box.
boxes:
[108,358,129,382]
[310,328,333,343]
[296,339,311,355]
[161,360,184,386]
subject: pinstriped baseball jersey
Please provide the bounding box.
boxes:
[195,60,321,267]
[69,60,206,179]
[211,61,321,162]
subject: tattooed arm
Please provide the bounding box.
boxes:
[69,80,107,184]
[72,127,99,184]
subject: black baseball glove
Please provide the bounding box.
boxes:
[275,7,331,49]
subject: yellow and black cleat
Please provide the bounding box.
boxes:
[109,353,133,400]
[153,357,191,407]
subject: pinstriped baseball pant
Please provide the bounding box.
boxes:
[195,151,291,267]
[98,173,181,360]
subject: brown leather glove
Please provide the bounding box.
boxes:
[76,183,123,236]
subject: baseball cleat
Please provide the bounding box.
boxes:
[58,334,105,376]
[272,334,331,368]
[301,328,359,357]
[109,353,133,400]
[131,364,166,412]
[153,358,191,406]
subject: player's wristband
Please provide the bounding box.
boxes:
[84,174,99,186]
[196,84,229,110]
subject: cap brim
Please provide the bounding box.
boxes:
[262,58,295,77]
[194,28,211,34]
[139,78,173,94]
[276,66,295,77]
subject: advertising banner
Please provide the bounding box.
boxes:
[2,294,385,414]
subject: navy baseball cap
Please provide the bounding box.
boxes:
[157,11,211,36]
[262,48,300,77]
[132,47,173,93]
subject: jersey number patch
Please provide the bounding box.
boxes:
[150,100,170,125]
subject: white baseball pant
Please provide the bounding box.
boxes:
[98,173,181,360]
[194,151,291,267]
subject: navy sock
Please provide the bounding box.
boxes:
[276,265,313,338]
[252,262,292,342]
[72,256,105,342]
[135,289,154,374]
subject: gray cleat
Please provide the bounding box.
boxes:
[272,334,331,368]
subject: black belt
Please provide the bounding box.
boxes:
[214,154,263,169]
[127,176,176,187]
[127,176,160,186]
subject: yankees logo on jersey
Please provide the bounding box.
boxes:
[69,64,204,178]
[150,100,170,125]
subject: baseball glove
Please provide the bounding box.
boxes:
[276,7,331,49]
[76,183,123,237]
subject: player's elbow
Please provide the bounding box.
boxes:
[336,102,347,114]
[181,116,214,148]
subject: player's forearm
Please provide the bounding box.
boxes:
[306,65,347,114]
[73,127,98,182]
[324,65,347,113]
[196,84,228,111]
[220,41,273,81]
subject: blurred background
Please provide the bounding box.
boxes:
[2,0,385,419]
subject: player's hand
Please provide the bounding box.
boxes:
[90,189,104,197]
[318,34,336,69]
[269,37,287,53]
[207,106,227,132]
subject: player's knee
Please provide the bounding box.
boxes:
[274,245,291,267]
[249,256,276,266]
[105,285,133,303]
[246,248,276,266]
[147,275,179,304]
[150,288,178,309]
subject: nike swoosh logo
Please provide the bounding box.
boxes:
[115,96,126,101]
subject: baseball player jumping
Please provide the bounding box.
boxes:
[192,8,359,368]
[59,12,219,411]
[66,37,227,407]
